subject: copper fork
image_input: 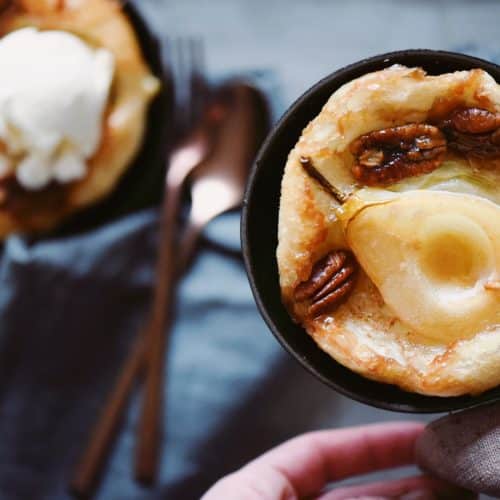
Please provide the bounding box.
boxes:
[133,37,229,484]
[70,37,226,496]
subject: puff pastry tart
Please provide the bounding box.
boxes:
[278,65,500,396]
[0,0,159,234]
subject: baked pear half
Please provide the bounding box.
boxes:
[0,0,159,235]
[278,65,500,396]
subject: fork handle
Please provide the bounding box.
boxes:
[178,217,205,271]
[135,184,182,484]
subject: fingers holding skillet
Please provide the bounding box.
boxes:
[202,422,475,500]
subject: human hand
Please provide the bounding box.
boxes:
[202,422,474,499]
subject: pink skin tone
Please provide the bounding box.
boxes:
[202,422,474,500]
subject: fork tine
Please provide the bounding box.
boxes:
[167,37,185,135]
[168,37,206,136]
[191,37,207,120]
[177,37,189,133]
[193,37,205,80]
[182,38,192,128]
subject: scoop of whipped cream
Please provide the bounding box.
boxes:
[0,27,115,190]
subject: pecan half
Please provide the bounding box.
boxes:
[350,124,447,186]
[441,107,500,158]
[294,250,357,317]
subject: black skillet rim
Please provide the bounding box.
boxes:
[241,49,500,413]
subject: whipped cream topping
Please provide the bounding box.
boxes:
[0,27,115,190]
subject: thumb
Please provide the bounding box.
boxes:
[416,401,500,498]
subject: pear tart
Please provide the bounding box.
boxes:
[0,0,159,235]
[278,65,500,396]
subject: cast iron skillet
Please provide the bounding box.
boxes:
[242,49,500,413]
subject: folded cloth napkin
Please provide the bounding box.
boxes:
[417,402,500,498]
[0,211,158,499]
